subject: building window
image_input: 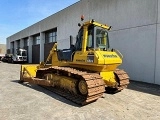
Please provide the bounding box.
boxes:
[33,34,40,45]
[11,42,14,54]
[45,28,57,43]
[17,40,20,48]
[24,37,28,47]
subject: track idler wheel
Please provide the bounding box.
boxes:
[78,80,88,95]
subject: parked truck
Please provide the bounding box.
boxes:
[11,48,27,63]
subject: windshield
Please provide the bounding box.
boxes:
[22,51,27,56]
[16,50,21,56]
[95,27,109,50]
[16,50,27,56]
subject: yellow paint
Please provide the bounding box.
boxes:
[83,20,111,30]
[21,64,38,78]
[100,71,117,87]
[21,20,125,89]
[71,50,121,72]
[82,26,88,53]
[46,73,78,94]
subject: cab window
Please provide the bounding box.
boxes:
[87,25,94,50]
[96,27,109,49]
[75,28,83,51]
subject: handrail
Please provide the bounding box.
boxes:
[115,49,123,59]
[71,51,75,61]
[94,51,99,59]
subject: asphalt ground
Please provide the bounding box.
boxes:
[0,62,160,120]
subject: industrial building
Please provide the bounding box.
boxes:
[6,0,160,85]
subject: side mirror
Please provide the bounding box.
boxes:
[78,23,81,27]
[108,26,112,31]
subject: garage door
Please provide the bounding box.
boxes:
[32,44,40,64]
[44,42,55,64]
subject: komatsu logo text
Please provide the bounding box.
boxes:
[76,59,85,62]
[103,54,118,58]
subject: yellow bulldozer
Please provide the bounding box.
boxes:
[20,19,129,105]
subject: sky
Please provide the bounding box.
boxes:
[0,0,79,44]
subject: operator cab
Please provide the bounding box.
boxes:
[75,24,110,51]
[57,20,110,61]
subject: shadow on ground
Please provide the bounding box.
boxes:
[127,80,160,96]
[12,80,82,107]
[12,79,160,107]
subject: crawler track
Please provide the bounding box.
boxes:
[36,66,105,105]
[21,66,129,104]
[114,69,130,91]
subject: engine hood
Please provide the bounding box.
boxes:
[95,51,122,65]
